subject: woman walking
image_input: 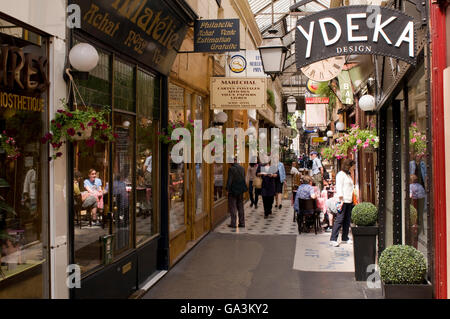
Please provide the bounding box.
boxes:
[246,162,259,208]
[257,157,277,219]
[330,159,355,247]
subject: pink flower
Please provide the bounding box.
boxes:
[422,136,426,141]
[363,143,369,148]
[411,138,417,143]
[357,139,362,144]
[352,147,357,152]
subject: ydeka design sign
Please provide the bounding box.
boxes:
[210,78,266,110]
[295,6,416,68]
[72,0,190,75]
[194,19,240,52]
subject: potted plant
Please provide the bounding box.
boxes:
[157,119,195,145]
[0,131,20,160]
[41,99,116,160]
[379,244,431,298]
[351,202,378,281]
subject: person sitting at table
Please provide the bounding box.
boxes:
[84,169,104,226]
[293,176,317,221]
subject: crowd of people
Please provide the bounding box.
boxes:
[226,152,356,248]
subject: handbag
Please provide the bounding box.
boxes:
[253,176,262,189]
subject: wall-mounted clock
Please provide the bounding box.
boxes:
[301,56,345,82]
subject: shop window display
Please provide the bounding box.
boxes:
[406,64,428,258]
[168,83,186,234]
[136,70,160,246]
[73,45,161,274]
[0,21,49,297]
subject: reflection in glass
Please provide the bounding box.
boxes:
[407,64,427,260]
[73,135,109,274]
[136,70,159,245]
[168,84,185,234]
[195,96,203,215]
[113,113,134,254]
[0,33,49,298]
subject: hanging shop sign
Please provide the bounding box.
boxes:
[194,19,240,52]
[0,44,49,112]
[337,70,354,105]
[210,77,266,110]
[305,97,329,104]
[305,104,327,127]
[295,5,416,69]
[72,0,191,75]
[226,50,264,77]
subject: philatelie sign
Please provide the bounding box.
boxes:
[194,19,240,52]
[210,78,266,110]
[295,6,416,68]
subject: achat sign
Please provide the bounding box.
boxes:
[295,5,416,68]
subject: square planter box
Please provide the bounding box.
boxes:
[382,280,433,299]
[351,225,378,281]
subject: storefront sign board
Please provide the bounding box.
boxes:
[305,97,329,104]
[210,78,266,110]
[337,70,354,105]
[295,5,416,68]
[305,104,327,127]
[71,0,190,75]
[226,50,264,77]
[194,19,240,52]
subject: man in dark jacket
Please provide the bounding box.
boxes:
[226,158,247,228]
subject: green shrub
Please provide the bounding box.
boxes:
[351,202,378,226]
[410,205,417,225]
[379,245,427,284]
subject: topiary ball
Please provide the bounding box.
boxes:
[410,205,418,225]
[379,245,427,284]
[351,202,378,226]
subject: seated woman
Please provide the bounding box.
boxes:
[83,169,104,226]
[293,175,317,218]
[74,171,97,226]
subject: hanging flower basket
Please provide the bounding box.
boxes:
[72,126,93,141]
[41,99,116,160]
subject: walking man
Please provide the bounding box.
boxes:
[226,157,248,228]
[310,151,324,192]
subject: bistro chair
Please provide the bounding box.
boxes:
[297,198,320,235]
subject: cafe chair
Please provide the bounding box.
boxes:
[296,198,320,235]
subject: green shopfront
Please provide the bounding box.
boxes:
[68,0,196,299]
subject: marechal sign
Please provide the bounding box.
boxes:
[194,19,240,52]
[295,5,416,68]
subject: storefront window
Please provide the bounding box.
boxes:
[168,83,185,234]
[114,59,135,112]
[406,64,428,258]
[112,113,134,255]
[0,23,49,297]
[211,111,226,203]
[136,70,160,246]
[73,50,111,275]
[73,44,161,274]
[195,96,204,215]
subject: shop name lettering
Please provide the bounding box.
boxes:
[298,13,414,58]
[0,91,44,112]
[83,0,181,63]
[0,46,49,93]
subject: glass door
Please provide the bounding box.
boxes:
[112,113,135,255]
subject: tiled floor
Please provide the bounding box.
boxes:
[215,199,299,235]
